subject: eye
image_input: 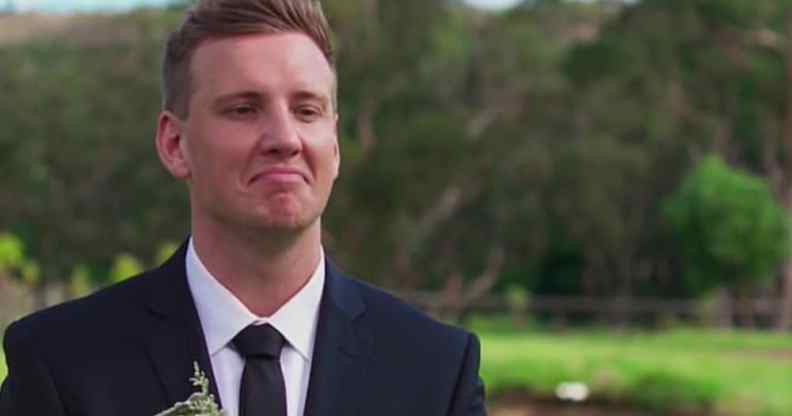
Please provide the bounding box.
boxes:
[295,105,322,121]
[226,104,258,118]
[234,106,255,114]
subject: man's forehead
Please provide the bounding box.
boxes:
[189,32,335,97]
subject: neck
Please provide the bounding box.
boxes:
[191,219,322,317]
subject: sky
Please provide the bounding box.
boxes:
[4,0,522,13]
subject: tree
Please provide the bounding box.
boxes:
[564,0,792,327]
[664,155,790,297]
[0,11,189,299]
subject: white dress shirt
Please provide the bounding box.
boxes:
[185,238,325,416]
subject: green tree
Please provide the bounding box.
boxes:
[664,155,790,294]
[0,11,189,299]
[563,0,792,327]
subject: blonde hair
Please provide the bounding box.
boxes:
[161,0,335,117]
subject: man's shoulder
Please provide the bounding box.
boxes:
[340,273,473,348]
[333,272,480,394]
[3,269,161,349]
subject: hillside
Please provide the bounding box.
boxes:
[0,13,80,45]
[0,11,177,47]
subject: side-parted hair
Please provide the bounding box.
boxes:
[161,0,335,118]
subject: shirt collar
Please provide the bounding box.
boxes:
[185,237,325,361]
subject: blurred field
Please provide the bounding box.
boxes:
[478,323,792,415]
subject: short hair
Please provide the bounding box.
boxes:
[161,0,335,118]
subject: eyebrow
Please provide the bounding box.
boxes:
[212,89,331,111]
[292,90,331,111]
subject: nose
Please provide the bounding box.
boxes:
[258,104,302,158]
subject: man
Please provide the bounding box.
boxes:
[0,1,487,415]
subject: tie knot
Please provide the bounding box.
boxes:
[233,324,285,359]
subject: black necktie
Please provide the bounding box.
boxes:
[232,324,287,416]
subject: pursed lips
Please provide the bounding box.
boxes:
[250,167,308,184]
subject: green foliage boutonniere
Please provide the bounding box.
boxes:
[154,362,225,416]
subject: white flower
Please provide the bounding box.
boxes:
[555,381,590,402]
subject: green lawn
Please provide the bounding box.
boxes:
[478,325,792,415]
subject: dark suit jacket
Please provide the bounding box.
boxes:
[0,244,486,415]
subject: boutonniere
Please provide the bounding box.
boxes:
[154,362,225,416]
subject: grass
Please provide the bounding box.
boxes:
[476,322,792,415]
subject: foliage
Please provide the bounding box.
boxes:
[664,155,790,293]
[110,253,145,284]
[0,232,39,285]
[557,0,792,306]
[2,0,792,305]
[155,241,180,266]
[0,345,5,382]
[69,264,94,298]
[0,10,188,288]
[0,232,24,272]
[153,362,224,416]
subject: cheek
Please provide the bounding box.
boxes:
[189,124,249,167]
[300,126,338,168]
[185,145,238,195]
[317,141,339,178]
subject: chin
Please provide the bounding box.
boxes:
[260,215,308,230]
[253,206,318,232]
[240,195,325,233]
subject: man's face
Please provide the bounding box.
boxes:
[163,33,339,234]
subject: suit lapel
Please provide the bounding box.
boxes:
[143,243,222,409]
[303,261,370,416]
[140,245,369,415]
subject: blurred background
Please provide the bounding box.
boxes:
[2,0,792,414]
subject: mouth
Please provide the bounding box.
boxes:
[250,167,308,185]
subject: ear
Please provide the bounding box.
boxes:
[332,112,341,179]
[155,111,191,179]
